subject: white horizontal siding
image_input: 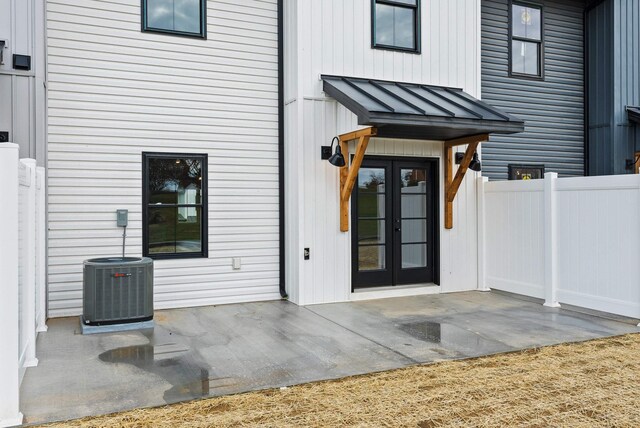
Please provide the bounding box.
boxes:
[46,0,280,317]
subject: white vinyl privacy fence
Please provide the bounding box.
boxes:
[0,143,46,427]
[479,173,640,320]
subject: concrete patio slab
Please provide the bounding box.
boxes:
[20,291,638,425]
[307,291,637,360]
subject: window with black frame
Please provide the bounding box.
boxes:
[510,2,543,78]
[509,2,544,78]
[372,0,420,53]
[142,0,207,38]
[143,153,207,259]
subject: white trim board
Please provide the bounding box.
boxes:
[350,284,440,302]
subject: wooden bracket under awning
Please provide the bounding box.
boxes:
[338,127,377,232]
[444,134,488,229]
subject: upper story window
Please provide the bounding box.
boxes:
[510,2,543,78]
[143,153,208,260]
[372,0,421,53]
[142,0,207,38]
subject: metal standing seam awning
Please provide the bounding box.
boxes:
[321,74,525,230]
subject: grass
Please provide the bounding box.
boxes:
[41,333,640,428]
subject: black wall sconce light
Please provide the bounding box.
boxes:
[455,151,482,172]
[321,137,346,167]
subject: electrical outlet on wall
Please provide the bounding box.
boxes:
[232,257,241,270]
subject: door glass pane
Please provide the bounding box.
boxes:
[401,219,426,244]
[400,168,428,193]
[148,207,176,254]
[512,40,539,76]
[176,206,202,253]
[358,220,385,244]
[359,245,386,271]
[358,194,385,219]
[375,4,415,49]
[512,5,541,40]
[401,194,427,218]
[358,168,386,192]
[402,244,428,269]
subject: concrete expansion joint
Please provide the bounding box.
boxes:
[303,307,420,365]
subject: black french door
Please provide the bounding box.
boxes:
[351,157,438,289]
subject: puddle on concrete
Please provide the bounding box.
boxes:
[399,321,512,357]
[400,321,443,343]
[99,331,213,404]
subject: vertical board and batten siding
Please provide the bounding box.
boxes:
[481,0,585,180]
[47,0,281,317]
[586,0,614,175]
[285,0,481,305]
[613,0,640,165]
[586,0,639,175]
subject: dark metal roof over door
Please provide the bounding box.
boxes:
[321,75,524,141]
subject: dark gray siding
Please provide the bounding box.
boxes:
[481,0,586,180]
[587,0,640,175]
[586,0,614,175]
[614,0,640,166]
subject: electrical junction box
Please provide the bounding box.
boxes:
[116,209,128,227]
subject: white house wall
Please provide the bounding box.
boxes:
[46,0,281,317]
[285,0,482,305]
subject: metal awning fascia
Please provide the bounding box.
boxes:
[367,112,525,135]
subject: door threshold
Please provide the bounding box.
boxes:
[350,283,440,302]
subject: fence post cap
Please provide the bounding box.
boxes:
[0,142,19,151]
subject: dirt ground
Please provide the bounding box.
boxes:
[41,333,640,428]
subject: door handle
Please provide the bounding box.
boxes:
[395,226,401,232]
